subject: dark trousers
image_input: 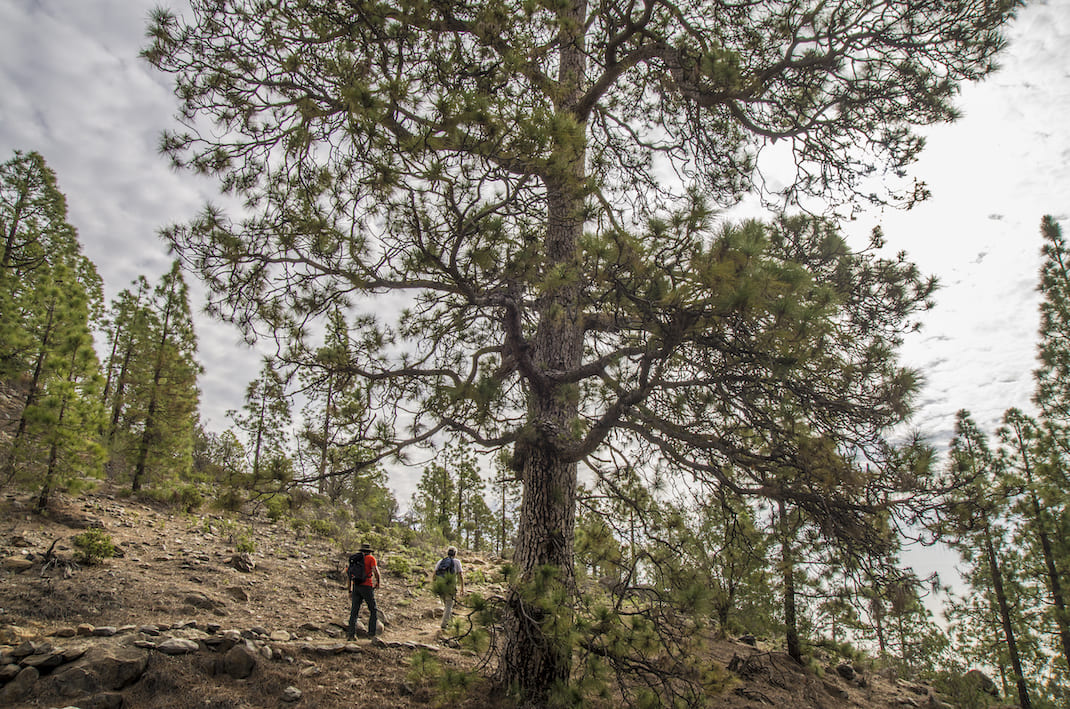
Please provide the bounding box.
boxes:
[348,585,377,636]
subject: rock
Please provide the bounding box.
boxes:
[0,625,34,644]
[270,630,291,642]
[2,557,34,572]
[0,666,39,704]
[21,651,68,670]
[228,553,255,573]
[738,634,757,647]
[137,625,161,636]
[76,623,95,636]
[964,668,998,696]
[92,626,118,637]
[184,592,222,611]
[12,640,52,658]
[281,686,302,702]
[52,627,78,638]
[299,622,320,632]
[835,662,856,680]
[224,644,257,679]
[79,692,124,709]
[49,645,149,696]
[224,586,250,602]
[156,638,200,655]
[0,663,21,682]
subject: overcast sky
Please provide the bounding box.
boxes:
[2,1,1069,550]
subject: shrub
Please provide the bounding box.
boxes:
[236,531,256,554]
[171,484,204,513]
[265,494,290,521]
[72,529,117,564]
[308,519,336,539]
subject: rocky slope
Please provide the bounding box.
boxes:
[0,488,1000,708]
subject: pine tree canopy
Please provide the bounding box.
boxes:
[143,0,1019,696]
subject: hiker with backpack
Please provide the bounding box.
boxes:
[430,546,465,630]
[346,542,380,640]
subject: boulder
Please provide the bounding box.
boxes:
[281,686,302,702]
[0,666,39,704]
[223,644,257,679]
[156,638,200,655]
[835,662,856,680]
[2,557,34,573]
[228,553,255,573]
[49,645,149,696]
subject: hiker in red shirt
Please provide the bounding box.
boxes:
[346,542,380,640]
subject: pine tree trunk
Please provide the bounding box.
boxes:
[984,526,1032,709]
[3,297,56,483]
[498,0,587,697]
[1027,491,1070,673]
[779,499,802,663]
[500,439,578,694]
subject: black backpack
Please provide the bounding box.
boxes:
[347,552,367,584]
[434,557,455,577]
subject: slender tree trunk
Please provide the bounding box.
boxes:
[984,526,1032,709]
[316,376,333,495]
[133,283,176,492]
[1025,482,1070,672]
[872,601,887,659]
[779,499,802,663]
[3,297,56,483]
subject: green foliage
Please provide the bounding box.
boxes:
[235,531,256,554]
[145,0,1020,699]
[72,528,117,564]
[307,518,335,539]
[169,484,204,513]
[264,494,289,521]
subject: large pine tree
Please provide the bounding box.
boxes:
[145,1,1020,696]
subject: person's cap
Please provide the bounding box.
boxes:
[360,543,373,552]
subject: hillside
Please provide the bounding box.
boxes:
[0,488,998,708]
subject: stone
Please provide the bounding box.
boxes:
[12,640,51,658]
[0,625,34,644]
[156,638,200,655]
[76,623,95,636]
[52,627,77,638]
[228,553,255,572]
[49,645,149,696]
[0,663,20,681]
[184,593,222,611]
[224,586,250,602]
[835,662,856,680]
[2,557,33,572]
[269,630,291,642]
[281,686,302,702]
[138,625,161,636]
[21,651,67,670]
[738,634,757,647]
[223,644,257,679]
[0,666,39,704]
[92,626,118,637]
[80,692,124,709]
